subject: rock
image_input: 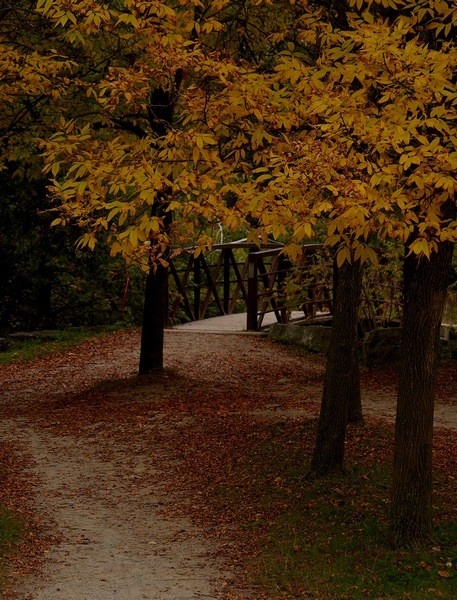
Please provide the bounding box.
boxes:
[439,339,457,360]
[7,331,40,341]
[300,325,332,354]
[270,322,457,366]
[268,323,331,354]
[362,328,402,367]
[450,341,457,359]
[269,323,304,345]
[441,324,457,341]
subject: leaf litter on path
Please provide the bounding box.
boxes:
[0,328,456,599]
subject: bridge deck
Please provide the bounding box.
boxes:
[170,311,305,334]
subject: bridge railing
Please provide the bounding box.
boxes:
[168,241,333,331]
[246,244,333,331]
[168,243,252,323]
[168,240,403,331]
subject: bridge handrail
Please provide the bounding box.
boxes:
[169,241,330,330]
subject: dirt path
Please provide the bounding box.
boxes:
[1,422,225,600]
[0,329,456,599]
[0,330,233,599]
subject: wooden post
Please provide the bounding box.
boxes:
[223,249,231,314]
[247,251,258,331]
[278,254,289,323]
[193,257,201,320]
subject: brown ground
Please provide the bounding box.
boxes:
[0,329,456,599]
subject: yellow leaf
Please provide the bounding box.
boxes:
[192,146,200,164]
[129,229,138,246]
[354,243,365,262]
[336,246,351,268]
[409,238,431,258]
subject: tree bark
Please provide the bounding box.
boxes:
[138,204,171,375]
[310,258,363,476]
[138,252,169,374]
[390,239,454,546]
[137,73,182,374]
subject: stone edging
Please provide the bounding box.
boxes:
[268,322,457,367]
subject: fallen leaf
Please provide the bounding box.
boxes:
[438,570,451,578]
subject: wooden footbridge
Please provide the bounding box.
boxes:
[168,240,333,332]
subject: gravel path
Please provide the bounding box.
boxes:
[0,328,456,599]
[0,423,224,600]
[0,330,232,600]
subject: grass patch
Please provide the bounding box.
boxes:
[217,421,456,599]
[0,325,126,365]
[0,507,23,583]
[256,472,456,598]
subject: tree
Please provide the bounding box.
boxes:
[234,0,456,543]
[0,1,77,166]
[310,258,363,475]
[181,0,455,538]
[391,231,454,545]
[0,1,146,333]
[0,2,78,329]
[37,0,298,371]
[37,0,366,462]
[36,0,456,545]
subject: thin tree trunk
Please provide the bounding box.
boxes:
[390,239,454,546]
[309,258,363,476]
[331,258,363,423]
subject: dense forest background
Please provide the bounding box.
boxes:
[0,165,145,334]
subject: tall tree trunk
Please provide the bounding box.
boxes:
[347,364,363,424]
[138,72,182,374]
[139,253,169,374]
[332,260,364,424]
[310,258,363,476]
[390,239,454,546]
[138,204,171,375]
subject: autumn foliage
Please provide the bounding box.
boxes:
[1,0,456,548]
[31,0,456,268]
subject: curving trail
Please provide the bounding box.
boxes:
[0,328,456,599]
